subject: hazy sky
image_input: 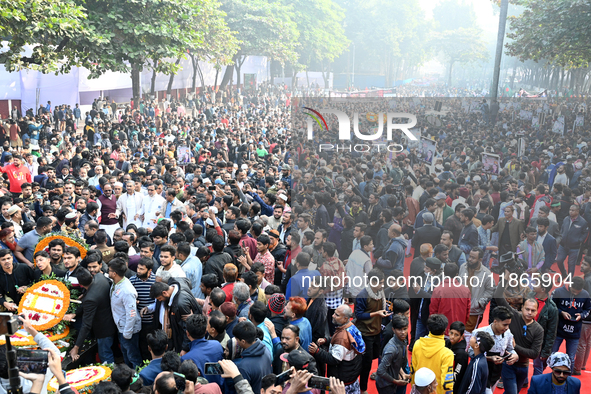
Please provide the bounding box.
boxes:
[418,0,499,33]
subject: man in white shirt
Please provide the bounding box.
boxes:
[139,183,165,229]
[154,245,186,280]
[116,180,144,228]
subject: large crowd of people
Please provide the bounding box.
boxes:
[0,83,589,394]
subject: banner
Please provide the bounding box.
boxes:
[418,137,436,164]
[553,116,565,134]
[482,152,501,175]
[532,116,539,127]
[177,146,191,164]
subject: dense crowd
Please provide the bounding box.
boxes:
[0,84,589,394]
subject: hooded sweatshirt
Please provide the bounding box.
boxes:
[230,339,272,394]
[411,333,455,394]
[553,286,591,340]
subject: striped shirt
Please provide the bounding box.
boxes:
[130,272,156,324]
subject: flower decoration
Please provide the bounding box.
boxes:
[18,280,70,331]
[34,233,89,266]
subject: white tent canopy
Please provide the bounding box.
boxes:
[0,55,270,111]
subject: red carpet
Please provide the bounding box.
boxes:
[363,255,589,393]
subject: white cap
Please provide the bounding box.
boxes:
[414,367,436,387]
[202,178,211,184]
[210,206,219,215]
[241,164,249,170]
[205,218,214,226]
[473,175,482,181]
[278,194,288,201]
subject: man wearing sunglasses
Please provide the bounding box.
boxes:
[529,352,581,394]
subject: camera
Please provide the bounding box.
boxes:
[495,251,528,276]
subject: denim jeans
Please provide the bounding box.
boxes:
[118,332,142,369]
[532,356,548,376]
[415,319,428,340]
[501,363,529,394]
[552,336,580,373]
[555,245,580,277]
[97,336,115,363]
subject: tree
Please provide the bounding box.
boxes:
[219,0,298,88]
[506,0,591,69]
[431,27,489,85]
[287,0,348,88]
[77,0,205,101]
[432,0,479,32]
[0,0,105,73]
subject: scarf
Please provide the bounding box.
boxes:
[366,284,387,312]
[1,239,16,252]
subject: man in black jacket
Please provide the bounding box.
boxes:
[205,235,233,286]
[0,249,34,311]
[411,212,442,258]
[64,267,117,363]
[148,278,201,353]
[446,321,469,394]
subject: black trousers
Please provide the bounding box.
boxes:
[139,322,156,362]
[360,334,381,391]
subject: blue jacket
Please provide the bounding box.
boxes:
[181,338,224,386]
[383,236,407,273]
[553,286,591,340]
[179,255,204,299]
[139,358,162,386]
[540,232,557,270]
[528,373,580,394]
[560,215,588,249]
[415,209,443,230]
[291,317,313,351]
[229,339,272,394]
[286,268,320,300]
[456,353,488,394]
[249,192,273,217]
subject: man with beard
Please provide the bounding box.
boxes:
[268,230,286,285]
[0,154,31,196]
[267,324,306,374]
[15,216,53,268]
[130,257,156,361]
[97,184,120,240]
[0,249,34,311]
[310,304,365,393]
[80,203,99,236]
[458,247,494,345]
[277,211,292,245]
[439,231,467,266]
[146,278,201,352]
[267,206,284,231]
[530,352,581,393]
[116,180,143,228]
[63,246,84,288]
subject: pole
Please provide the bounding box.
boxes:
[491,0,509,102]
[351,43,356,89]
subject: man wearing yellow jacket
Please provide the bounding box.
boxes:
[411,314,455,394]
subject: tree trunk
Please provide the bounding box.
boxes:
[167,57,182,96]
[448,60,454,86]
[219,64,233,89]
[190,54,197,91]
[510,59,518,90]
[235,63,241,88]
[131,63,141,103]
[197,62,205,89]
[150,67,157,95]
[306,70,310,88]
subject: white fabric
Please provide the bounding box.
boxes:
[140,194,165,229]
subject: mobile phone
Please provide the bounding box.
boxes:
[208,186,216,191]
[308,376,331,391]
[501,353,512,360]
[204,362,224,375]
[275,369,292,385]
[17,349,49,375]
[35,193,43,199]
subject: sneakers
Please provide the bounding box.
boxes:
[574,370,582,376]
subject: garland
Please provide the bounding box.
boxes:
[0,325,70,347]
[18,280,70,331]
[34,232,90,266]
[47,365,112,394]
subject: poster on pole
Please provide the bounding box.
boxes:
[553,116,565,134]
[406,128,421,149]
[177,146,191,165]
[518,138,525,158]
[575,115,585,127]
[532,116,539,128]
[482,153,501,175]
[418,137,437,164]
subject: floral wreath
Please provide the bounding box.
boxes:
[47,365,112,394]
[34,232,89,266]
[18,280,71,331]
[0,325,70,347]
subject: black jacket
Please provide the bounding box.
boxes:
[75,273,117,346]
[153,277,201,352]
[305,297,328,343]
[340,228,355,261]
[0,262,34,305]
[277,223,292,244]
[33,266,66,281]
[446,338,469,394]
[204,252,233,286]
[411,224,442,258]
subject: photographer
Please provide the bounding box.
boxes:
[493,271,544,394]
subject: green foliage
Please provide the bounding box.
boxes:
[506,0,591,69]
[220,0,299,64]
[0,0,107,73]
